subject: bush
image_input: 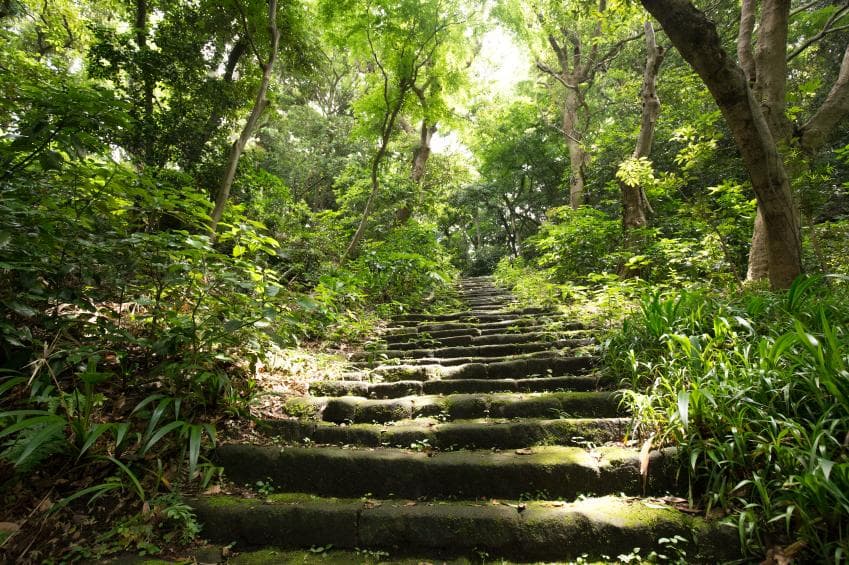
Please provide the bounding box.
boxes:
[527,206,621,281]
[609,277,849,561]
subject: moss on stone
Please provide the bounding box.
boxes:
[283,398,319,420]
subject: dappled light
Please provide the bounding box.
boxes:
[1,0,848,563]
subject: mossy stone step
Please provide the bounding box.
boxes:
[214,444,678,499]
[385,331,590,350]
[344,350,598,374]
[352,350,595,370]
[257,417,628,449]
[310,374,608,398]
[384,323,589,344]
[283,391,621,423]
[392,311,559,327]
[393,310,548,323]
[189,494,737,563]
[352,338,595,362]
[384,316,574,334]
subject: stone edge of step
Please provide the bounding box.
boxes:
[188,493,739,563]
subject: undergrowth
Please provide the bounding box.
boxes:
[607,276,849,562]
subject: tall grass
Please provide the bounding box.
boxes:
[608,277,849,562]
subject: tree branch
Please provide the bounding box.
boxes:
[787,3,849,61]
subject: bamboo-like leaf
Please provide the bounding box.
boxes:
[188,424,201,479]
[77,423,113,459]
[677,390,690,430]
[141,420,183,455]
[105,456,145,502]
[50,481,123,514]
[0,414,65,439]
[13,421,65,467]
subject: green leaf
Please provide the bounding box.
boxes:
[105,456,145,502]
[14,421,66,467]
[141,420,184,455]
[677,390,689,430]
[78,423,114,459]
[188,424,201,478]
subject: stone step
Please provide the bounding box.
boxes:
[384,327,589,347]
[353,338,594,362]
[391,309,556,326]
[352,352,598,370]
[384,330,588,350]
[345,355,598,380]
[214,444,678,500]
[190,494,736,563]
[461,295,514,304]
[310,374,609,398]
[383,320,587,341]
[257,417,628,449]
[384,316,573,334]
[282,391,622,423]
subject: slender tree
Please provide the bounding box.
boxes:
[620,21,666,233]
[210,0,280,233]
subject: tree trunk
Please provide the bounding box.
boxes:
[343,99,406,260]
[210,0,280,233]
[622,21,664,233]
[641,0,801,288]
[397,120,436,223]
[745,8,849,281]
[798,43,849,152]
[564,88,587,209]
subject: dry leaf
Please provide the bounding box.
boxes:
[403,501,417,507]
[0,522,20,533]
[203,485,222,495]
[515,448,535,455]
[639,433,655,493]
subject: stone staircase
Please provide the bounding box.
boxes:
[189,276,736,562]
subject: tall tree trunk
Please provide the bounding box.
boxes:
[210,0,280,233]
[622,21,665,232]
[746,0,791,280]
[564,88,587,209]
[745,7,849,281]
[397,120,436,223]
[641,0,801,288]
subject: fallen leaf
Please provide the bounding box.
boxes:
[0,522,20,533]
[204,485,222,495]
[403,501,417,507]
[515,448,535,455]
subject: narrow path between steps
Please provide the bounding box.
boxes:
[190,276,737,563]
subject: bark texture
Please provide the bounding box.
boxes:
[536,0,641,209]
[641,0,802,288]
[210,0,280,233]
[621,22,665,232]
[743,3,849,281]
[397,120,437,224]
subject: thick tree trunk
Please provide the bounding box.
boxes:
[210,0,280,233]
[745,10,849,281]
[641,0,801,288]
[622,22,664,232]
[563,89,587,209]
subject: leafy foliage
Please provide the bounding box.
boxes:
[609,278,849,561]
